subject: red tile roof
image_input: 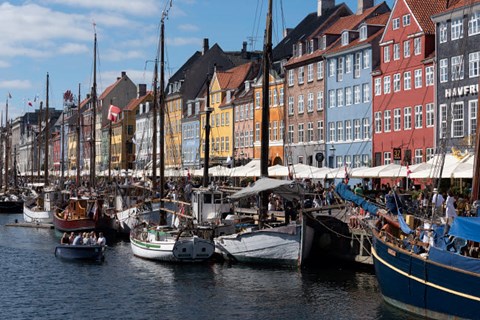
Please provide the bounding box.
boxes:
[125,91,154,111]
[216,62,253,90]
[323,3,385,35]
[406,0,449,34]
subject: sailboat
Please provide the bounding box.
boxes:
[129,5,215,262]
[53,30,116,235]
[213,0,314,267]
[23,73,64,223]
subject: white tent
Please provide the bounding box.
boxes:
[409,153,474,179]
[268,164,289,177]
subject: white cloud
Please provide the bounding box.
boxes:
[178,24,199,32]
[0,80,32,90]
[44,0,161,16]
[167,37,202,47]
[103,49,145,62]
[58,43,90,55]
[99,70,154,90]
[0,61,10,68]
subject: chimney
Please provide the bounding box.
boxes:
[357,0,373,14]
[318,0,335,17]
[203,38,209,55]
[242,41,247,53]
[138,84,147,97]
[284,28,293,38]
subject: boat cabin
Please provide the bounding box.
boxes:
[191,188,231,223]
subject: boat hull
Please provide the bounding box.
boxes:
[130,235,214,262]
[0,201,23,214]
[372,234,480,320]
[54,245,105,262]
[23,205,53,223]
[215,223,314,267]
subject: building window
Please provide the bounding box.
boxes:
[414,37,421,55]
[363,83,370,103]
[341,31,349,45]
[354,119,361,140]
[298,123,304,143]
[298,94,304,114]
[404,71,411,90]
[298,66,304,84]
[451,55,464,80]
[414,69,422,88]
[307,64,314,82]
[403,14,411,26]
[317,120,324,141]
[329,60,335,77]
[345,54,352,73]
[393,73,401,92]
[363,118,370,139]
[439,23,448,43]
[415,149,423,164]
[363,49,370,69]
[359,25,367,40]
[273,89,278,106]
[403,40,410,58]
[426,103,434,127]
[452,102,464,138]
[384,76,391,94]
[345,87,352,105]
[415,105,423,129]
[337,89,344,107]
[317,91,324,111]
[354,52,361,78]
[374,78,382,96]
[384,152,391,165]
[288,96,294,115]
[288,69,294,86]
[255,122,260,142]
[451,17,464,40]
[384,110,391,132]
[469,11,480,36]
[425,66,434,86]
[255,92,261,108]
[392,18,400,30]
[307,92,314,112]
[345,120,352,140]
[353,85,361,104]
[394,108,401,131]
[279,88,284,106]
[440,59,448,83]
[426,148,434,161]
[384,45,390,63]
[317,61,324,80]
[329,122,335,142]
[469,100,478,142]
[329,90,336,108]
[469,51,480,78]
[307,122,314,142]
[337,121,344,141]
[375,111,382,133]
[337,57,344,82]
[273,121,278,140]
[404,107,412,130]
[288,124,294,143]
[440,104,447,138]
[393,43,400,60]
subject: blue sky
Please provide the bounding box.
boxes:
[1,0,393,119]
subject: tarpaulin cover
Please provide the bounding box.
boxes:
[335,182,379,215]
[448,217,480,243]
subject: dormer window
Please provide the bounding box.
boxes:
[187,103,192,116]
[226,90,231,103]
[309,39,314,53]
[359,26,367,41]
[321,36,327,50]
[298,42,303,56]
[341,31,349,46]
[145,102,150,113]
[292,44,297,57]
[245,80,250,92]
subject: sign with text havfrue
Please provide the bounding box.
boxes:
[393,148,401,161]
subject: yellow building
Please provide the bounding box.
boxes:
[200,62,256,165]
[165,96,183,169]
[253,69,285,165]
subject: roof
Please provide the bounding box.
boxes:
[125,91,154,111]
[405,0,450,35]
[432,0,480,18]
[272,4,352,62]
[216,62,253,90]
[323,3,389,35]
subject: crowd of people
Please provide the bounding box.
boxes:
[60,231,106,246]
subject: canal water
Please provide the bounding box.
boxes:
[0,214,421,320]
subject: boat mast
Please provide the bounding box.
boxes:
[159,10,168,225]
[202,77,212,188]
[472,83,480,201]
[259,0,273,228]
[108,99,113,181]
[44,73,49,186]
[90,30,97,189]
[4,97,8,192]
[76,84,81,187]
[37,101,42,181]
[152,58,158,191]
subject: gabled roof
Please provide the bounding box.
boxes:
[406,0,449,35]
[216,62,253,90]
[125,91,154,111]
[432,0,480,18]
[272,4,352,62]
[99,73,130,100]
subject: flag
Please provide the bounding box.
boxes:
[108,104,121,122]
[344,162,349,184]
[28,100,33,107]
[406,164,412,178]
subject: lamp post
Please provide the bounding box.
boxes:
[329,144,336,168]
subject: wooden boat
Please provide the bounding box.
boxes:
[53,197,116,233]
[23,188,63,223]
[130,224,215,262]
[55,244,105,262]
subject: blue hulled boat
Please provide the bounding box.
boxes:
[55,244,105,263]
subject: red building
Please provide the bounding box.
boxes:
[372,0,447,166]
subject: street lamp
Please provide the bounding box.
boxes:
[329,144,336,168]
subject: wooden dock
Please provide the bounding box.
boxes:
[5,221,54,229]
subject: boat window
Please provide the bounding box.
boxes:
[203,194,212,204]
[214,194,222,204]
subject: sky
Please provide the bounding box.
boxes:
[0,0,394,119]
